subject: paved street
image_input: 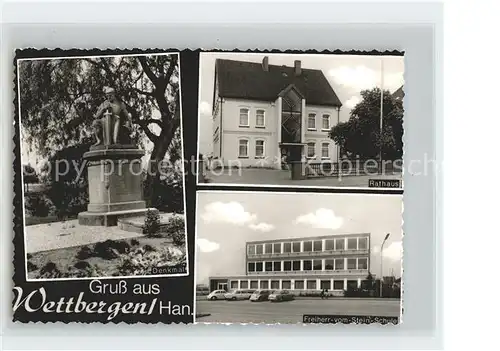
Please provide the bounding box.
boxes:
[196,298,401,324]
[204,168,402,188]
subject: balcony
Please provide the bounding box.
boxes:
[247,269,369,276]
[247,249,369,260]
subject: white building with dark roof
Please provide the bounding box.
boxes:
[212,57,343,170]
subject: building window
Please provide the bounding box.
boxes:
[295,280,305,290]
[239,108,249,126]
[358,237,368,250]
[347,280,358,289]
[307,142,315,158]
[335,258,344,270]
[256,262,263,272]
[313,259,322,270]
[282,280,291,289]
[320,280,331,290]
[248,245,255,255]
[325,239,334,250]
[347,258,357,270]
[273,243,281,254]
[265,243,272,254]
[303,241,313,252]
[256,244,263,254]
[284,242,292,253]
[230,281,239,289]
[325,259,334,270]
[255,140,265,158]
[240,280,249,289]
[322,114,330,130]
[303,260,312,271]
[271,280,280,289]
[256,109,265,127]
[313,240,323,251]
[358,258,368,270]
[307,280,317,290]
[333,280,344,290]
[265,262,273,272]
[335,238,345,250]
[292,242,301,252]
[307,113,316,130]
[238,139,248,158]
[321,143,329,158]
[250,280,258,289]
[283,261,292,271]
[248,262,255,272]
[260,281,269,289]
[273,261,281,271]
[292,261,301,271]
[348,238,358,250]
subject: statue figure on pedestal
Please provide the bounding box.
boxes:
[92,87,133,146]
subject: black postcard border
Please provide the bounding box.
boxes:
[12,48,198,324]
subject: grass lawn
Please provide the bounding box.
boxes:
[27,235,186,279]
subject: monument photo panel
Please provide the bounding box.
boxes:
[16,51,188,282]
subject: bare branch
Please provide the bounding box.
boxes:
[138,56,158,85]
[133,87,155,98]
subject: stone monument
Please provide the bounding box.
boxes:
[78,87,156,227]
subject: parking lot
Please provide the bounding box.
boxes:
[196,298,401,324]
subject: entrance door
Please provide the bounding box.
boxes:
[218,283,228,291]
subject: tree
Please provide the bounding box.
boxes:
[23,164,39,193]
[18,53,180,204]
[329,88,403,161]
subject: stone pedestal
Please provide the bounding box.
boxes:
[78,145,156,226]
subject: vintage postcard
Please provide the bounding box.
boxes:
[195,191,402,325]
[197,52,404,189]
[13,49,192,323]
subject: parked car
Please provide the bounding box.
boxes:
[224,289,255,301]
[206,290,227,300]
[269,290,295,302]
[250,289,273,302]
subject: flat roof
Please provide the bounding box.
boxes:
[246,233,370,245]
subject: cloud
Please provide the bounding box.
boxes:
[199,101,211,116]
[201,201,256,225]
[329,65,379,91]
[344,96,361,109]
[294,208,343,230]
[328,65,404,93]
[382,241,403,261]
[197,238,220,253]
[249,223,275,232]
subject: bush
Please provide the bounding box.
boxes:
[116,246,186,276]
[144,160,184,214]
[74,260,91,270]
[93,240,131,260]
[27,261,38,272]
[24,194,52,217]
[144,210,161,237]
[76,245,93,260]
[164,215,185,246]
[130,238,140,246]
[38,261,63,279]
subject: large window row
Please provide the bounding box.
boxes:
[229,279,359,290]
[247,257,368,273]
[248,237,369,255]
[239,108,266,128]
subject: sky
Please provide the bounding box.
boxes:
[198,52,404,155]
[196,191,403,285]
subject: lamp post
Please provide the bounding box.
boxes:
[380,233,390,297]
